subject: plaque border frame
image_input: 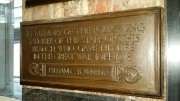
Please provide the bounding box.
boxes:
[20,7,165,98]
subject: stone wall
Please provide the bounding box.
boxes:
[22,0,166,101]
[23,0,164,21]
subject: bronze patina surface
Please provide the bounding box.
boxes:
[21,7,163,97]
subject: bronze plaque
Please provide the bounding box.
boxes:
[21,7,163,96]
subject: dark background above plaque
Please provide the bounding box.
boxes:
[26,0,72,7]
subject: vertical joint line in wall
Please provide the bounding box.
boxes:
[178,11,180,30]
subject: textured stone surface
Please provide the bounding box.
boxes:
[22,0,164,21]
[22,85,166,101]
[23,87,125,101]
[22,0,166,101]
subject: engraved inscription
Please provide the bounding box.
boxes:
[26,22,145,83]
[29,63,142,84]
[27,23,144,63]
[47,64,111,77]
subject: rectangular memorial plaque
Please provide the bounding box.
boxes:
[21,7,163,97]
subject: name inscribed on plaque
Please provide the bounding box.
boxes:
[21,7,162,96]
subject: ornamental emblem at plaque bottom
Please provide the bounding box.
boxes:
[28,63,46,77]
[112,65,142,84]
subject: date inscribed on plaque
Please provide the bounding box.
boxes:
[21,7,163,97]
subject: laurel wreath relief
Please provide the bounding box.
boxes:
[117,66,142,84]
